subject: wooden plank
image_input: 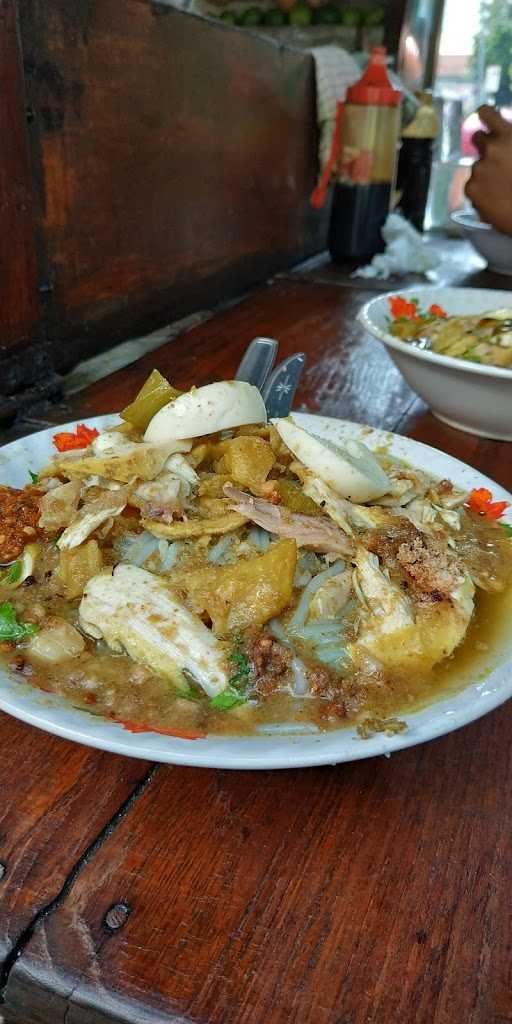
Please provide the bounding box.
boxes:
[4,707,512,1024]
[18,0,326,364]
[37,279,417,432]
[2,275,512,1024]
[0,712,152,968]
[0,0,43,390]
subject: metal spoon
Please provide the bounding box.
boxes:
[235,337,279,392]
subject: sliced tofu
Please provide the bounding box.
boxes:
[44,432,192,485]
[79,564,229,697]
[142,510,247,540]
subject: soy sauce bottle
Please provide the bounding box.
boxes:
[397,92,439,232]
[312,48,402,264]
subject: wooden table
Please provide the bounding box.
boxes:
[1,257,512,1024]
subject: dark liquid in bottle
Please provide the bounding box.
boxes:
[328,182,391,264]
[397,137,434,232]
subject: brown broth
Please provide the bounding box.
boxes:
[3,582,511,739]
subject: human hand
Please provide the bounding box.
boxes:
[465,105,512,236]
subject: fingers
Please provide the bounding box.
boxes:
[477,104,512,135]
[465,162,483,203]
[465,175,476,203]
[466,158,482,186]
[472,130,488,155]
[464,176,486,222]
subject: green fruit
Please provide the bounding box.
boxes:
[363,4,384,25]
[288,2,313,25]
[314,4,340,24]
[340,6,360,25]
[264,7,287,23]
[241,6,263,23]
[219,10,237,23]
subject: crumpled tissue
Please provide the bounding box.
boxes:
[352,213,440,280]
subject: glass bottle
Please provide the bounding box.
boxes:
[321,48,402,264]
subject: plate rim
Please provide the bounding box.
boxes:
[0,411,511,769]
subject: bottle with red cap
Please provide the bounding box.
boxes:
[312,47,402,264]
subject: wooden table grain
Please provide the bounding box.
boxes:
[1,265,512,1024]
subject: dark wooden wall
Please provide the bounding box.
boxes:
[0,0,328,395]
[0,0,46,393]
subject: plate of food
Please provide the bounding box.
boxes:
[358,287,512,440]
[0,369,511,768]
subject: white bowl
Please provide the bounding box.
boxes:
[357,286,512,440]
[451,209,512,275]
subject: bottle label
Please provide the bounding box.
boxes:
[338,147,374,185]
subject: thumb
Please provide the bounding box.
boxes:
[477,104,511,135]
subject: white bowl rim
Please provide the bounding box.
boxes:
[357,285,512,381]
[450,208,493,232]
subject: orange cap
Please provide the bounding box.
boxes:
[347,47,402,107]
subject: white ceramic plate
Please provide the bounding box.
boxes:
[358,287,512,440]
[1,413,511,769]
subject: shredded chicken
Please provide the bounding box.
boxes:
[131,455,198,522]
[57,488,129,550]
[224,485,353,556]
[352,545,475,673]
[296,467,394,534]
[79,564,229,697]
[377,463,430,507]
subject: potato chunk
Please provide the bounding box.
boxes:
[183,538,297,636]
[215,436,275,494]
[28,617,85,664]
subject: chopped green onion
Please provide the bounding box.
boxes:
[6,562,22,584]
[29,470,39,484]
[228,636,250,689]
[0,601,38,642]
[500,523,512,538]
[178,686,201,702]
[72,705,105,717]
[210,689,246,711]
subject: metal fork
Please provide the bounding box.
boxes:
[235,337,305,417]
